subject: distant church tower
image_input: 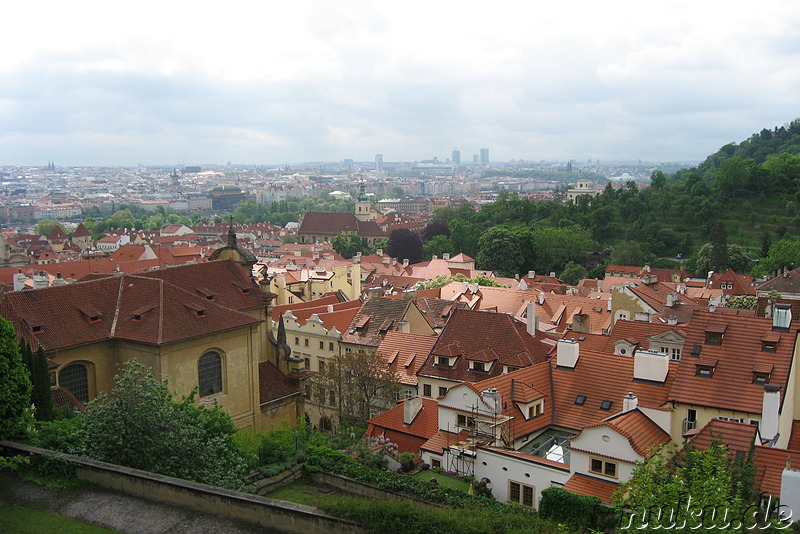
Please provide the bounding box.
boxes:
[354,183,375,222]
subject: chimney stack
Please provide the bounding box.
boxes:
[633,350,669,383]
[443,253,450,260]
[761,384,781,443]
[403,396,424,425]
[403,259,409,268]
[482,388,502,415]
[623,392,638,413]
[526,301,538,336]
[773,304,792,332]
[528,270,536,279]
[556,339,579,368]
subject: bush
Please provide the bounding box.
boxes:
[538,487,611,531]
[397,452,418,473]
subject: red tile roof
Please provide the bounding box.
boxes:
[689,419,758,454]
[367,397,439,441]
[578,409,670,456]
[417,309,551,384]
[377,331,439,387]
[668,311,795,414]
[562,473,619,503]
[340,296,416,348]
[258,361,301,405]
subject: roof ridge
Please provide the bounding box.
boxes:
[158,278,164,345]
[110,276,124,338]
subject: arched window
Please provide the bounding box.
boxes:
[198,351,223,397]
[60,363,89,403]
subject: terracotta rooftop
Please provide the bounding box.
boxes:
[366,397,440,441]
[417,308,551,384]
[340,296,416,348]
[689,419,758,454]
[578,409,670,456]
[376,331,438,387]
[299,212,386,237]
[562,473,619,503]
[668,311,795,414]
[258,361,301,405]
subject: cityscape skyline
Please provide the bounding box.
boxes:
[1,2,798,167]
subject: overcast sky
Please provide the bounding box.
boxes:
[2,1,799,167]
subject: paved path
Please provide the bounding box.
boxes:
[0,471,288,533]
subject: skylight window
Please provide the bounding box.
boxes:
[600,400,612,411]
[575,395,586,406]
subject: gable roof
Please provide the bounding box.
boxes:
[562,473,619,503]
[299,212,386,237]
[377,331,438,387]
[417,308,552,383]
[0,272,262,351]
[340,296,415,347]
[576,409,670,456]
[258,361,301,405]
[668,311,795,414]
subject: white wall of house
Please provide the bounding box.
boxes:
[570,426,641,483]
[473,448,570,509]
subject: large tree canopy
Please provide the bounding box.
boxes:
[386,228,423,264]
[0,318,32,441]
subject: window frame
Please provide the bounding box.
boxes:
[198,351,224,398]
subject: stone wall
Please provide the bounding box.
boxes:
[0,441,365,534]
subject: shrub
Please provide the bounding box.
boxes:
[397,452,418,473]
[538,487,611,531]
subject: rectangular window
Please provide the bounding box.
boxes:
[431,458,441,468]
[437,356,450,366]
[472,361,485,371]
[305,338,309,347]
[457,414,476,428]
[439,386,448,397]
[328,390,336,406]
[423,384,432,397]
[318,360,326,372]
[671,348,681,361]
[509,481,535,508]
[294,337,299,345]
[304,358,310,370]
[590,458,617,479]
[705,332,722,345]
[329,342,334,351]
[320,341,324,350]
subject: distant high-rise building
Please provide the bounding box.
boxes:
[480,148,490,163]
[451,150,461,164]
[344,158,354,168]
[375,154,383,174]
[473,154,479,163]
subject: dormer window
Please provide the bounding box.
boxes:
[696,357,718,377]
[528,401,544,419]
[753,372,771,384]
[132,305,155,322]
[184,302,206,318]
[472,361,486,372]
[704,323,726,345]
[761,332,780,352]
[78,305,102,324]
[195,286,215,300]
[437,356,451,366]
[31,325,43,333]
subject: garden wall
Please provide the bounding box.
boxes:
[0,441,365,534]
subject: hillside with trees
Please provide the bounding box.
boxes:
[423,118,800,280]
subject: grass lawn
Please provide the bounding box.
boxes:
[264,479,358,508]
[412,471,471,492]
[0,505,121,534]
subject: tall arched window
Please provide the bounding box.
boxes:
[60,363,89,403]
[198,351,223,397]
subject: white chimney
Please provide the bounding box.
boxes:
[312,251,319,260]
[403,259,409,268]
[33,271,48,290]
[633,350,669,383]
[403,396,424,425]
[461,282,469,294]
[376,249,383,256]
[482,388,502,415]
[623,392,638,413]
[666,293,677,307]
[557,339,579,368]
[431,255,437,260]
[607,297,612,312]
[13,270,26,292]
[528,270,536,278]
[294,250,301,256]
[443,253,450,260]
[51,272,66,287]
[762,385,781,443]
[773,304,792,331]
[550,272,556,278]
[538,292,545,305]
[526,301,538,336]
[327,305,334,312]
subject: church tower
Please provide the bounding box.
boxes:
[354,183,375,222]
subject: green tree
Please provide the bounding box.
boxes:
[386,229,423,264]
[423,234,453,260]
[760,238,800,273]
[35,219,63,238]
[726,295,757,309]
[559,261,588,286]
[616,442,761,532]
[0,318,33,441]
[448,219,482,258]
[693,243,753,276]
[610,240,650,266]
[650,170,667,189]
[476,226,524,277]
[331,232,368,259]
[709,222,729,272]
[107,209,136,230]
[74,360,248,489]
[22,343,55,421]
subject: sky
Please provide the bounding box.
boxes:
[1,1,799,167]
